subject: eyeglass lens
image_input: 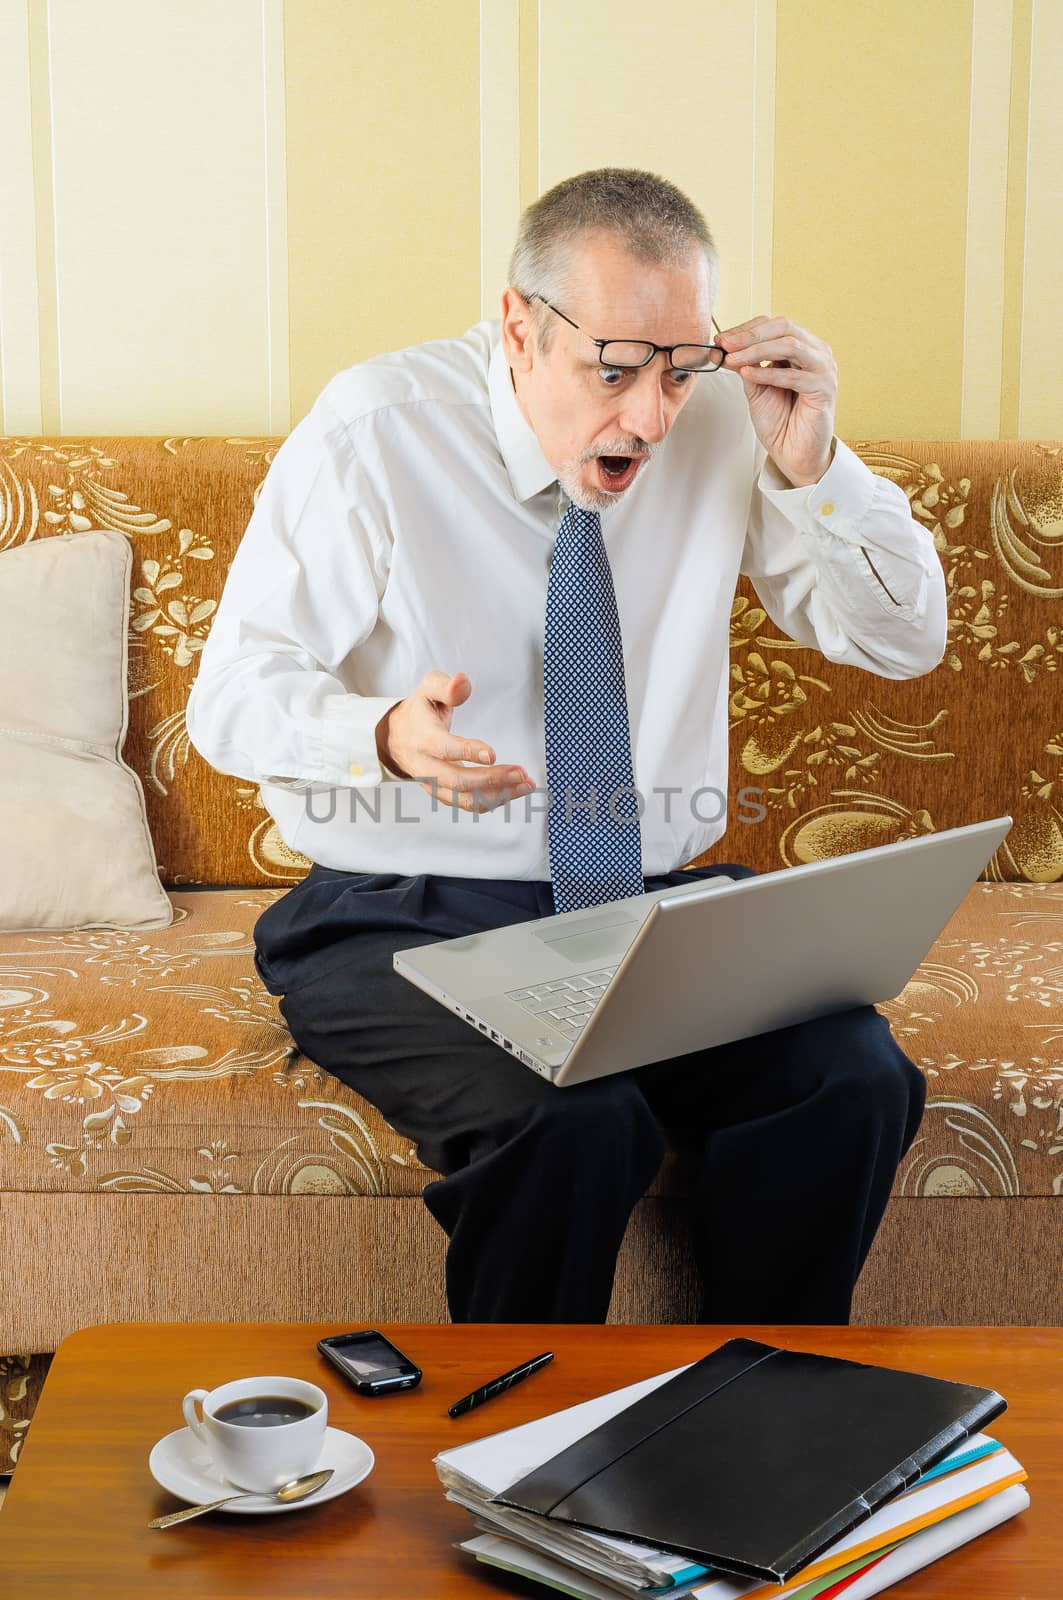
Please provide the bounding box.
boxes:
[598,341,723,371]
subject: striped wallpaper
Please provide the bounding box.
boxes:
[0,0,1058,440]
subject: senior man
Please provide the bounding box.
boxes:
[186,167,947,1326]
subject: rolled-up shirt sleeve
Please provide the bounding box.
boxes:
[186,396,402,792]
[739,433,948,678]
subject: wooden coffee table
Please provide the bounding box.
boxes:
[2,1323,1058,1597]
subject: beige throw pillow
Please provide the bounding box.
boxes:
[0,527,173,931]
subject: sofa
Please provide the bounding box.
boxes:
[1,432,1061,1473]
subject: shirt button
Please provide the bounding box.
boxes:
[820,501,835,516]
[349,762,363,776]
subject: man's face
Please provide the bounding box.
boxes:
[501,231,714,514]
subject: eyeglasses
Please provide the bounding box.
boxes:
[531,293,726,374]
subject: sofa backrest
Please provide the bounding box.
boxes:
[1,435,1059,886]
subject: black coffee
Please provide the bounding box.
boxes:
[214,1395,317,1428]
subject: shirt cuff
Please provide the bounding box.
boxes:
[317,694,406,785]
[757,436,877,541]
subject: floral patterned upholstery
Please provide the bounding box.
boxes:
[1,433,1061,1472]
[0,884,1060,1205]
[0,891,427,1200]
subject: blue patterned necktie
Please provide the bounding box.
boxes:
[543,499,644,914]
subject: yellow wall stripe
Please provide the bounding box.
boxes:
[480,0,521,322]
[962,0,1014,439]
[284,0,481,425]
[27,0,60,435]
[774,0,974,441]
[1018,0,1063,435]
[518,0,539,218]
[752,0,777,322]
[1001,0,1032,438]
[0,0,42,433]
[263,0,291,436]
[537,1,768,335]
[45,1,279,434]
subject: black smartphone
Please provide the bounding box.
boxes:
[317,1329,423,1395]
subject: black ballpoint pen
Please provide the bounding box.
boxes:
[448,1350,554,1418]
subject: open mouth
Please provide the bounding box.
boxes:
[596,454,643,491]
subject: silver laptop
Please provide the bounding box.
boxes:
[393,816,1012,1086]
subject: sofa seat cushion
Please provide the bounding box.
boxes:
[876,881,1063,1198]
[0,883,1060,1200]
[0,888,430,1200]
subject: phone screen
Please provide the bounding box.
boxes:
[325,1332,417,1382]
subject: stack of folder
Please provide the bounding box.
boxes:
[434,1339,1029,1600]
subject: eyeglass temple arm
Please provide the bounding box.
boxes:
[532,291,724,345]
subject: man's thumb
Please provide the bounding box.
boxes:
[421,669,471,707]
[440,670,471,706]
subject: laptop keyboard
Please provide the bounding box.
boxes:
[504,968,619,1038]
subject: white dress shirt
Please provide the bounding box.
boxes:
[185,317,947,880]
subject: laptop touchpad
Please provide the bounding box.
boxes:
[535,925,634,965]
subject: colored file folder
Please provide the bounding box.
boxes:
[463,1481,1030,1600]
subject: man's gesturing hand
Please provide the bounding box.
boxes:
[375,671,534,812]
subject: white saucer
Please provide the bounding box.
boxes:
[149,1424,374,1515]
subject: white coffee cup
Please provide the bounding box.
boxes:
[181,1375,328,1493]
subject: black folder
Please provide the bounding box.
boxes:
[491,1339,1006,1583]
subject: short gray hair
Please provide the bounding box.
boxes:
[507,167,719,355]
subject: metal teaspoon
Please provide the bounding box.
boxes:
[149,1467,334,1527]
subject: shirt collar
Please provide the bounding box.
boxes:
[488,328,559,503]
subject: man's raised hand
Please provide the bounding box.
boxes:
[375,670,534,812]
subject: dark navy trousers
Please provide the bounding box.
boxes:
[252,861,925,1325]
